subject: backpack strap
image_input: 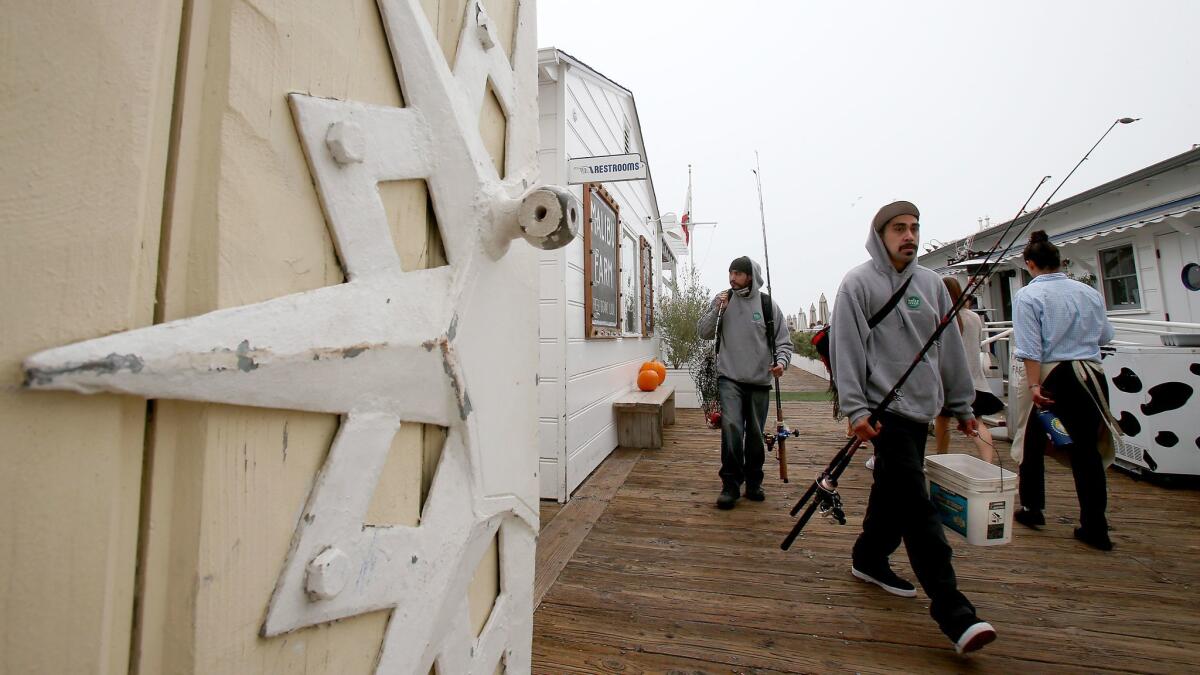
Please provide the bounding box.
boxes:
[867,277,912,329]
[715,297,725,355]
[761,292,777,364]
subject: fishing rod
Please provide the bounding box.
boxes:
[781,117,1139,549]
[754,152,790,483]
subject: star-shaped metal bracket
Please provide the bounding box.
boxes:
[24,1,578,672]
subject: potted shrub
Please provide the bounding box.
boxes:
[655,267,711,408]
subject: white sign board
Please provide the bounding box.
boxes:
[568,153,647,184]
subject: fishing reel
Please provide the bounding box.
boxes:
[763,423,792,453]
[814,472,846,524]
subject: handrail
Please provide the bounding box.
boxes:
[982,325,1179,341]
[980,328,1013,347]
[1107,325,1190,336]
[981,317,1200,339]
[1110,317,1200,330]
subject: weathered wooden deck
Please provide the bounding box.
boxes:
[533,368,1200,673]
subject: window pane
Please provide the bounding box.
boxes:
[1115,248,1135,276]
[1101,248,1120,276]
[1105,277,1141,309]
[622,232,638,333]
[1101,246,1135,277]
[1107,278,1127,306]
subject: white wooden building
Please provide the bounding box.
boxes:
[536,48,666,502]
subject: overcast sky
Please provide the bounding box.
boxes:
[538,0,1199,321]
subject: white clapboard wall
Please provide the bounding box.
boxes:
[536,48,663,502]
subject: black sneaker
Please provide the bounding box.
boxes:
[744,485,766,501]
[951,620,997,654]
[851,564,917,598]
[1074,527,1114,551]
[1014,508,1044,529]
[716,487,739,510]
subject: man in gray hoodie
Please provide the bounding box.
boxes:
[830,201,996,654]
[697,257,793,509]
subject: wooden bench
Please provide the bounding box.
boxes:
[613,385,676,449]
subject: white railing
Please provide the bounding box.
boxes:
[985,317,1200,337]
[981,327,1012,347]
[1111,317,1200,331]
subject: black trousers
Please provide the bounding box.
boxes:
[1019,362,1110,535]
[852,411,976,637]
[717,377,770,490]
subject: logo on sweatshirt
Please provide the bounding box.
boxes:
[905,295,922,309]
[752,312,763,321]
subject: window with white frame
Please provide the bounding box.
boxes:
[1099,244,1141,310]
[621,230,639,335]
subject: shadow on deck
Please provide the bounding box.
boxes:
[533,369,1200,673]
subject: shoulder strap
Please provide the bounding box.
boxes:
[715,296,724,355]
[761,292,776,355]
[867,277,912,329]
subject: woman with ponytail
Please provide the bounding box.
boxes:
[1009,231,1119,551]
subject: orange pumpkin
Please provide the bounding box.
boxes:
[640,360,667,385]
[636,368,660,391]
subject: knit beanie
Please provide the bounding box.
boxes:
[728,256,754,276]
[872,201,920,233]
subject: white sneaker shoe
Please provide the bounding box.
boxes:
[865,455,876,470]
[954,621,997,654]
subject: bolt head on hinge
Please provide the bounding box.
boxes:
[305,546,351,601]
[326,121,365,165]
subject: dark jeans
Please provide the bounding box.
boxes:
[717,377,770,491]
[1019,362,1110,535]
[852,411,977,637]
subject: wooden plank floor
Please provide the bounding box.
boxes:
[534,368,1200,673]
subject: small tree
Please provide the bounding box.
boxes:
[656,266,712,368]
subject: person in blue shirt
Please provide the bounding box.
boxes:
[1010,230,1117,551]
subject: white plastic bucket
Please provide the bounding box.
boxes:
[925,453,1018,546]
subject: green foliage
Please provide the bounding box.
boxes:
[656,267,712,369]
[792,330,821,361]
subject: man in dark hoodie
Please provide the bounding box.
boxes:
[829,201,997,654]
[697,257,793,510]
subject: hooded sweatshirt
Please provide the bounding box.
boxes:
[829,224,974,425]
[697,260,793,387]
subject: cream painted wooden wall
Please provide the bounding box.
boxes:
[1,1,518,673]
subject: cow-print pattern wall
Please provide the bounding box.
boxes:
[1103,350,1200,476]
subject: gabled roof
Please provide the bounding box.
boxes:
[973,145,1200,241]
[537,47,663,243]
[923,145,1200,266]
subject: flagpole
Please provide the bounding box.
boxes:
[685,164,694,269]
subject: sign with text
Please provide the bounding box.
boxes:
[568,153,647,185]
[584,185,620,337]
